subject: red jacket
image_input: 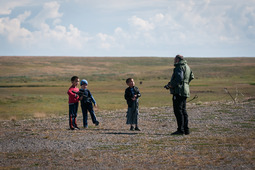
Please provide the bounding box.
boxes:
[67,85,79,104]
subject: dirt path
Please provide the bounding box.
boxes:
[1,101,255,169]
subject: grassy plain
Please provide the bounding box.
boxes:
[0,56,255,120]
[0,56,255,169]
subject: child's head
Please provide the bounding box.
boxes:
[71,76,79,87]
[126,78,135,87]
[80,79,88,89]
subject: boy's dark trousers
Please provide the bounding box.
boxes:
[69,102,79,129]
[81,102,98,127]
[172,95,189,133]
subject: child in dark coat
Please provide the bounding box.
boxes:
[124,78,141,131]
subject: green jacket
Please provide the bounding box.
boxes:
[169,59,194,97]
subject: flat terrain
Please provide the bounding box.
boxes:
[1,101,255,169]
[0,56,255,120]
[0,56,255,169]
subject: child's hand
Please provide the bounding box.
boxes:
[94,104,98,111]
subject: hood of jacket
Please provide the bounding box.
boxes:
[174,59,187,66]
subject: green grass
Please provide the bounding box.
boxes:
[0,56,255,120]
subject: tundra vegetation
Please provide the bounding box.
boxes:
[0,56,255,169]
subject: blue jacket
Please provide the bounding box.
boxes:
[79,88,96,105]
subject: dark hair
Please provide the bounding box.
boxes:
[126,78,133,84]
[175,55,184,60]
[71,76,79,82]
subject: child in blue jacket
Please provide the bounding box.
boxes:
[79,79,99,128]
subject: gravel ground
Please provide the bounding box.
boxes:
[1,101,255,169]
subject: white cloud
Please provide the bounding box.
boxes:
[17,11,31,22]
[96,33,116,49]
[128,16,154,31]
[153,13,164,23]
[114,27,130,40]
[0,0,255,56]
[0,1,89,52]
[30,1,63,29]
[106,0,255,56]
[0,12,32,43]
[0,0,31,15]
[72,0,170,11]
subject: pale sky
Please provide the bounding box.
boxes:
[0,0,255,57]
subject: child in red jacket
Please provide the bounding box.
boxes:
[67,76,80,130]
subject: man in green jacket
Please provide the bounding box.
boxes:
[165,55,194,135]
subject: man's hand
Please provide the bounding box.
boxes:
[132,95,137,100]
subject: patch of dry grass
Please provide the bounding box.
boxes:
[0,56,255,120]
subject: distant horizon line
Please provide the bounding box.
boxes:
[0,55,254,58]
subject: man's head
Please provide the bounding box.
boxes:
[174,54,183,64]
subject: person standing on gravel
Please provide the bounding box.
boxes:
[67,76,81,130]
[125,78,141,131]
[164,55,194,135]
[79,79,99,128]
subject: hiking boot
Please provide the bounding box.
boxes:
[171,131,184,135]
[130,126,134,131]
[95,121,99,126]
[185,130,190,135]
[135,127,141,131]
